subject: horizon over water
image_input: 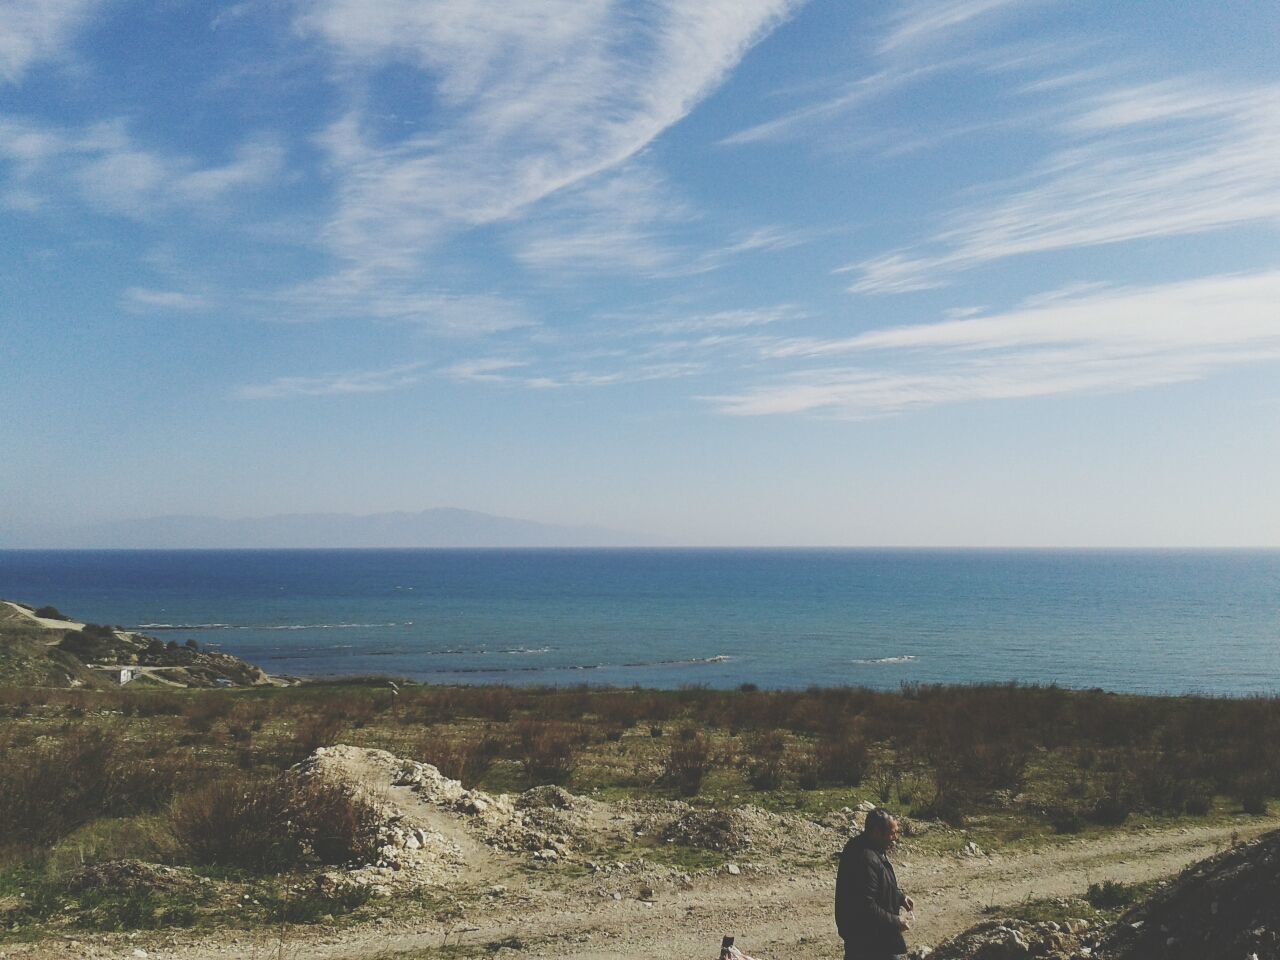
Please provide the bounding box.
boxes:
[1,548,1277,696]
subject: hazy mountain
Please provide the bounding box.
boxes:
[2,509,644,549]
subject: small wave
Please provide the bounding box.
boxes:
[501,646,552,655]
[137,622,408,631]
[852,655,918,665]
[264,653,733,675]
[623,654,732,667]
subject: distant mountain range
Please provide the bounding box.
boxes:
[2,508,644,549]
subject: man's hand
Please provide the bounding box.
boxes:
[897,917,911,931]
[903,896,914,911]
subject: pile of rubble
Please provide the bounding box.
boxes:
[1094,829,1280,960]
[66,860,206,895]
[915,918,1093,960]
[921,830,1280,960]
[299,744,604,892]
[660,808,755,852]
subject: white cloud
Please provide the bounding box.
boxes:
[0,115,283,217]
[234,362,426,400]
[298,0,800,270]
[845,79,1280,293]
[441,358,529,383]
[512,166,691,275]
[76,132,285,217]
[122,287,209,312]
[441,353,704,390]
[272,272,532,337]
[0,0,100,83]
[710,269,1280,418]
[646,305,804,335]
[878,0,1033,55]
[720,68,913,147]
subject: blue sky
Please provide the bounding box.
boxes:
[3,0,1279,546]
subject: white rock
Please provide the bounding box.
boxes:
[725,863,741,876]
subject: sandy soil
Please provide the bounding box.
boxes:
[1,601,84,635]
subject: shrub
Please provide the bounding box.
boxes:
[515,720,578,786]
[794,748,821,790]
[664,729,712,796]
[1086,879,1141,910]
[170,774,380,872]
[1090,776,1135,826]
[1047,804,1086,834]
[302,780,385,865]
[34,605,66,620]
[816,727,872,787]
[1236,776,1269,815]
[744,731,787,791]
[412,735,492,784]
[0,730,185,846]
[280,712,345,765]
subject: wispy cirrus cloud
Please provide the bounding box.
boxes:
[121,287,209,312]
[644,305,804,335]
[298,0,801,272]
[845,79,1280,293]
[0,115,283,216]
[511,165,692,275]
[443,355,703,390]
[877,0,1033,55]
[441,358,530,384]
[720,0,1057,149]
[271,272,532,338]
[0,0,101,83]
[234,362,426,400]
[710,269,1280,418]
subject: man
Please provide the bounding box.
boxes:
[835,808,913,960]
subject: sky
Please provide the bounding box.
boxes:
[2,0,1279,546]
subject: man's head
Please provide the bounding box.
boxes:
[864,808,900,852]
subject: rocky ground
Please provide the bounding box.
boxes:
[2,744,1274,960]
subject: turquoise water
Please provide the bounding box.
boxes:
[1,549,1277,694]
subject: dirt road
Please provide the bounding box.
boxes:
[22,816,1269,960]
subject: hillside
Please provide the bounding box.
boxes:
[0,602,102,687]
[0,600,277,688]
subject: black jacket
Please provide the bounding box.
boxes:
[835,832,907,956]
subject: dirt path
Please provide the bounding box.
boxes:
[38,816,1265,960]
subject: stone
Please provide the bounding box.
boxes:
[725,863,741,875]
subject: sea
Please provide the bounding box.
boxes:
[1,549,1277,696]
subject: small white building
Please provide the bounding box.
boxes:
[116,667,135,685]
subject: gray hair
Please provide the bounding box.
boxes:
[864,807,896,836]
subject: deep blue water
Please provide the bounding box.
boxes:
[1,549,1277,695]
